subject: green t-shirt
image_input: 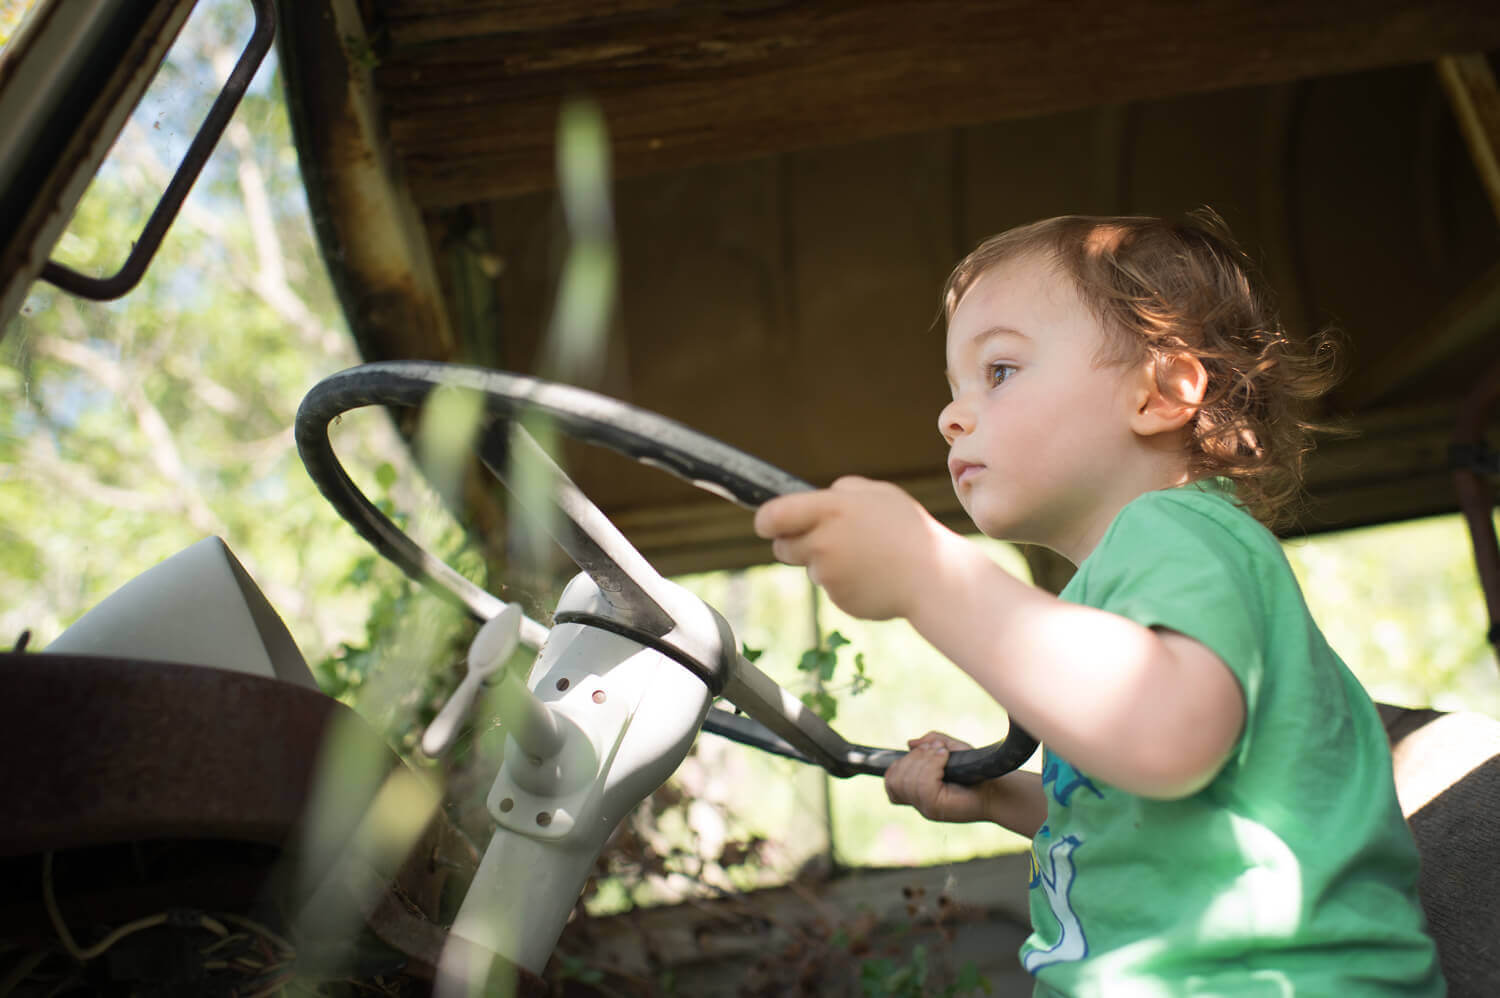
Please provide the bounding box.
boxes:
[1022,481,1443,997]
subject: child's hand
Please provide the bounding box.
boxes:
[753,476,948,620]
[884,732,990,824]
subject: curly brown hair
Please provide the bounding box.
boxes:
[942,212,1340,527]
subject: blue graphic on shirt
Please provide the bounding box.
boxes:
[1025,832,1087,973]
[1042,753,1103,806]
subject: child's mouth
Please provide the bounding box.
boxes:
[949,460,984,486]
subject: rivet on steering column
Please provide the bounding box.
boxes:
[556,677,570,691]
[499,798,514,813]
[592,690,606,703]
[536,811,552,826]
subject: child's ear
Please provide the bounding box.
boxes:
[1131,352,1207,436]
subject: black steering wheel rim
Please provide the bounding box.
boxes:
[294,361,1037,784]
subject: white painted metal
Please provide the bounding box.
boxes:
[441,573,714,979]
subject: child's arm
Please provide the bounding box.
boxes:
[754,478,1246,801]
[886,732,1047,838]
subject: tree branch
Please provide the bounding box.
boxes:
[30,327,227,537]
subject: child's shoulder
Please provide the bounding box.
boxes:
[1128,479,1270,538]
[1104,478,1284,567]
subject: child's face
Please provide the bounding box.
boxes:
[941,253,1143,552]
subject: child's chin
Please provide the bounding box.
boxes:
[973,509,1037,546]
[969,509,1016,540]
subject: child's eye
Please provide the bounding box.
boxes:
[988,363,1018,387]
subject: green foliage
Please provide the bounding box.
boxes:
[0,0,35,46]
[343,32,381,71]
[857,946,991,998]
[0,2,400,666]
[790,629,873,721]
[856,945,990,997]
[800,629,851,682]
[860,944,930,998]
[1285,515,1500,716]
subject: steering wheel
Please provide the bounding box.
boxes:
[294,361,1036,784]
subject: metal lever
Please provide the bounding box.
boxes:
[422,603,561,759]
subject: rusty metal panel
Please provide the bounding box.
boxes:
[0,652,387,855]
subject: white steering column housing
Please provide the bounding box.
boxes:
[442,572,715,981]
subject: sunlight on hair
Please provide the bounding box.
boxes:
[1081,222,1127,257]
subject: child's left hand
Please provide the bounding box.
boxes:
[753,476,949,620]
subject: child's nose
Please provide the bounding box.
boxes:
[938,398,973,444]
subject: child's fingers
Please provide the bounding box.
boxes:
[753,490,833,540]
[885,741,950,811]
[908,731,974,752]
[933,732,975,752]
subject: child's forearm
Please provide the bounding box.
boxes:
[906,530,1242,800]
[981,770,1047,838]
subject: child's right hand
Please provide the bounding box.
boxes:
[884,731,991,824]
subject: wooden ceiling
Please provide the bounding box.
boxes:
[278,1,1500,575]
[372,0,1500,206]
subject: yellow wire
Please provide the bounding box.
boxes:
[41,852,224,962]
[218,913,295,958]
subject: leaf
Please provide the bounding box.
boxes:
[799,689,837,722]
[951,962,993,996]
[557,955,604,985]
[741,642,764,662]
[374,461,397,491]
[859,960,896,997]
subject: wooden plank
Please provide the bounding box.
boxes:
[1340,259,1500,410]
[1438,53,1500,226]
[382,0,697,46]
[1297,403,1478,534]
[783,133,956,477]
[559,852,1035,995]
[278,1,456,361]
[370,0,1500,206]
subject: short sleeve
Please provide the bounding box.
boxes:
[1061,490,1268,761]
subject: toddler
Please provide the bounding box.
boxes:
[754,214,1443,996]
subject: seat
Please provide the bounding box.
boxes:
[1381,704,1500,996]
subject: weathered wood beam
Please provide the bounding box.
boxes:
[1438,52,1500,226]
[382,0,708,46]
[278,0,455,361]
[372,0,1500,207]
[1340,258,1500,410]
[1298,403,1486,535]
[562,851,1034,986]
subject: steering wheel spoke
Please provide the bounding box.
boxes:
[477,422,676,636]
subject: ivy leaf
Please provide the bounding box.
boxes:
[800,689,838,722]
[557,955,604,985]
[859,960,896,997]
[950,961,993,996]
[850,651,872,695]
